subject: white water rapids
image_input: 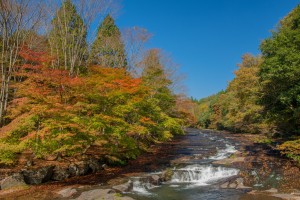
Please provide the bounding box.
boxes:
[171,165,239,186]
[130,132,240,196]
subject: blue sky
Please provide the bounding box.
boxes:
[116,0,299,99]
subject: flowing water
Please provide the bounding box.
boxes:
[126,129,249,200]
[4,129,299,200]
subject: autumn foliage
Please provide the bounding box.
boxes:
[195,5,300,163]
[0,47,184,165]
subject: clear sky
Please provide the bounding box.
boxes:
[115,0,300,99]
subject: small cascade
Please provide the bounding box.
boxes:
[171,164,239,185]
[209,144,237,160]
[128,131,243,199]
[131,177,156,195]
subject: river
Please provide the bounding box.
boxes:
[2,129,300,200]
[124,129,245,200]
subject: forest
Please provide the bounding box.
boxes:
[1,0,300,171]
[2,1,300,199]
[196,5,300,162]
[0,0,196,165]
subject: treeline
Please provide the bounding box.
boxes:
[0,0,196,165]
[196,5,300,161]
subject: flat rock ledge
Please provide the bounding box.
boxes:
[248,190,300,200]
[55,188,135,200]
[213,151,246,166]
[219,177,252,190]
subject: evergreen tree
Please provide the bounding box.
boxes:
[49,0,87,74]
[90,15,127,68]
[260,5,300,134]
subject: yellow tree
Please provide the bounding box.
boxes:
[224,54,268,133]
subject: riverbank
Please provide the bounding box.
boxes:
[211,130,300,200]
[1,129,300,200]
[0,130,193,199]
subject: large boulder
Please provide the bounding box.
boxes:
[160,168,174,182]
[0,173,27,190]
[86,158,102,173]
[22,166,54,185]
[68,159,102,177]
[68,162,90,176]
[149,175,162,185]
[52,166,70,181]
[112,181,133,192]
[57,187,77,198]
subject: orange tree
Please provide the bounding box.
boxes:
[0,46,183,165]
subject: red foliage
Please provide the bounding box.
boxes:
[19,45,53,65]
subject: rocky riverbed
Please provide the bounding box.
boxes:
[1,129,300,200]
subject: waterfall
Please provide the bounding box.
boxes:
[171,164,239,185]
[128,131,241,197]
[209,144,237,160]
[131,177,156,195]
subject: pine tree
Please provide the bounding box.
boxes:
[90,15,127,68]
[49,0,87,74]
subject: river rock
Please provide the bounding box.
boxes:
[87,158,102,173]
[161,169,174,182]
[272,193,300,200]
[212,156,245,166]
[57,187,77,198]
[291,192,300,196]
[235,178,251,189]
[0,173,27,190]
[265,188,278,193]
[149,175,161,185]
[68,159,102,177]
[68,162,89,176]
[112,181,133,192]
[52,166,70,181]
[73,189,134,200]
[22,166,54,184]
[229,182,237,188]
[220,182,229,189]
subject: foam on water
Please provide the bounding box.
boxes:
[171,164,239,185]
[129,132,240,197]
[209,144,237,160]
[131,178,154,195]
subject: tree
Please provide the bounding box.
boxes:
[122,26,152,74]
[260,5,300,134]
[90,14,127,68]
[0,0,44,126]
[49,0,87,75]
[141,49,175,113]
[224,54,267,133]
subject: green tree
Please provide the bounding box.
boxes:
[260,5,300,134]
[49,0,87,74]
[90,15,127,68]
